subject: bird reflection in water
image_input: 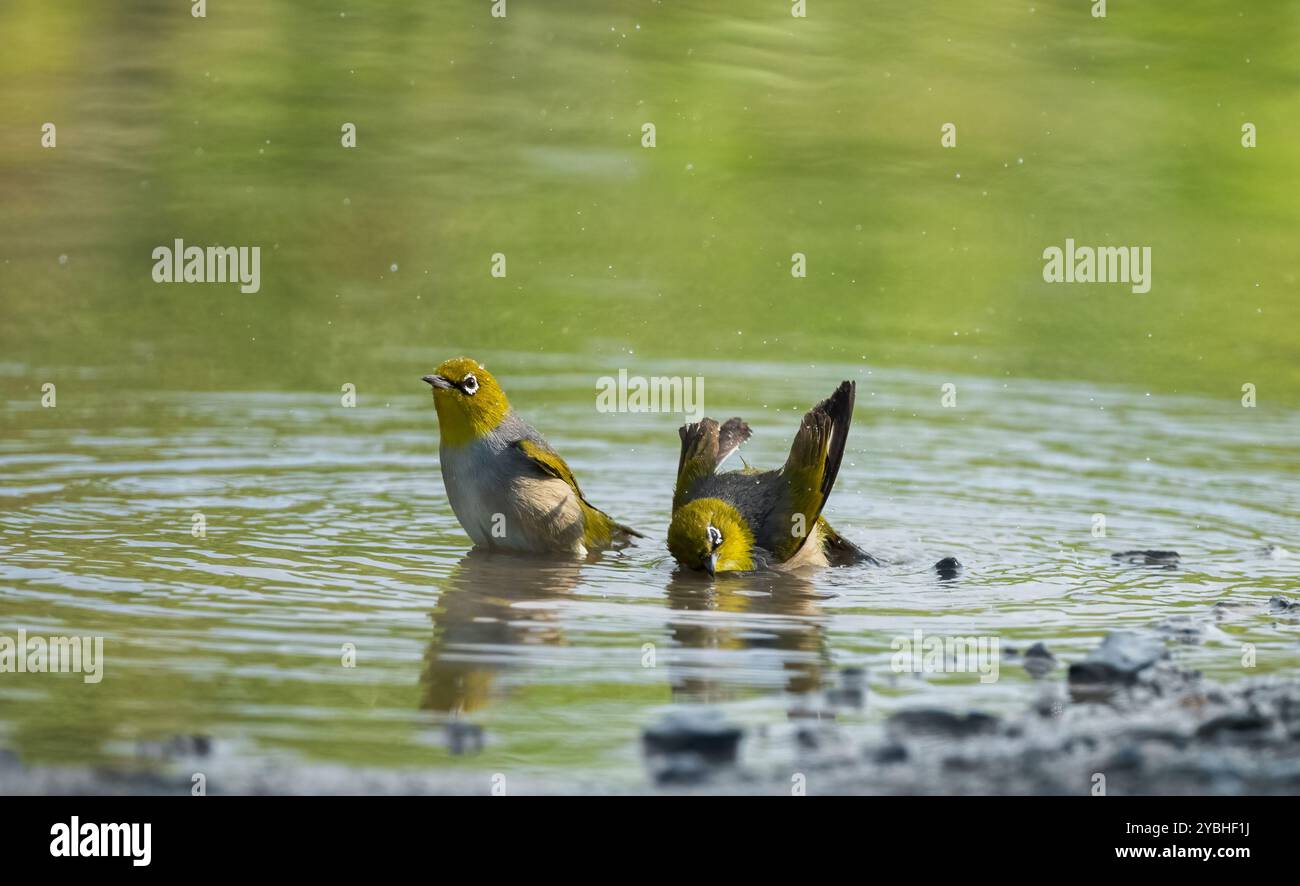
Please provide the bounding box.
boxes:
[419,549,584,728]
[664,569,833,714]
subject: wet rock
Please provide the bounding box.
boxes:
[888,708,999,738]
[1112,550,1180,568]
[1118,727,1189,750]
[795,726,823,750]
[1068,631,1167,687]
[642,708,743,784]
[872,742,909,765]
[445,721,484,755]
[650,754,713,786]
[933,557,962,580]
[1155,614,1208,644]
[8,671,1300,796]
[1194,713,1272,744]
[137,734,212,761]
[1023,642,1057,678]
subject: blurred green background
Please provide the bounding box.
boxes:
[2,0,1297,399]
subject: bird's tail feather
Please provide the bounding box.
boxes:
[819,518,880,566]
[582,503,644,547]
[613,519,645,539]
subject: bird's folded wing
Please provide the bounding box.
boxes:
[674,417,751,511]
[514,438,642,542]
[514,438,584,496]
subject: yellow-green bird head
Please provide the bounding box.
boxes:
[667,498,758,575]
[422,356,510,446]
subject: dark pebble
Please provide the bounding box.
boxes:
[1068,631,1167,686]
[1195,713,1272,744]
[934,557,963,580]
[1112,549,1180,568]
[1023,642,1057,677]
[795,727,821,750]
[446,721,484,755]
[642,708,744,765]
[650,753,714,786]
[839,666,866,688]
[872,743,908,765]
[888,708,999,738]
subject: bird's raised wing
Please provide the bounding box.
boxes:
[673,417,751,511]
[766,381,855,562]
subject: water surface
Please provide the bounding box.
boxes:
[2,360,1296,789]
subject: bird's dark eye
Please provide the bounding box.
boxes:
[461,374,479,395]
[707,525,723,550]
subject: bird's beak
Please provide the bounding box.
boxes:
[422,374,453,390]
[703,553,718,577]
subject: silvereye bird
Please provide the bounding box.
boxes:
[423,357,641,555]
[667,380,877,575]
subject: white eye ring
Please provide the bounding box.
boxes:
[707,525,723,549]
[461,374,479,395]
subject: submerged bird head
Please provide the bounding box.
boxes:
[667,498,756,575]
[422,357,510,446]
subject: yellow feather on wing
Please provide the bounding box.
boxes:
[771,381,855,562]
